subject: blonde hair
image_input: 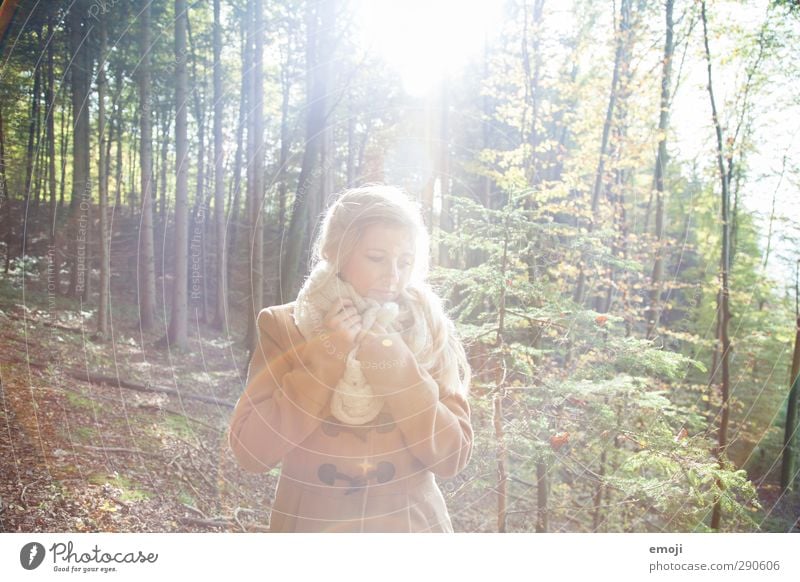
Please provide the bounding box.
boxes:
[310,184,471,399]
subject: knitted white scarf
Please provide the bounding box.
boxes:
[293,260,429,425]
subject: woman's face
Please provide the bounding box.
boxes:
[339,223,415,302]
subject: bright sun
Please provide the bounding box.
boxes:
[354,0,503,97]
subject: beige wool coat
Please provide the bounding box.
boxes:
[228,301,473,532]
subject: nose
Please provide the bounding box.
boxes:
[384,259,400,286]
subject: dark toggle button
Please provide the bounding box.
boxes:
[317,463,348,486]
[317,461,397,494]
[374,461,395,483]
[321,412,396,441]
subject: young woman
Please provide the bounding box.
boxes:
[228,184,473,532]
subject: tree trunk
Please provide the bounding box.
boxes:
[592,448,607,532]
[97,14,110,338]
[273,29,292,305]
[103,83,116,211]
[600,2,636,317]
[69,1,91,301]
[702,0,732,531]
[0,105,6,201]
[22,37,41,260]
[187,13,207,322]
[139,1,156,331]
[24,29,41,203]
[780,319,800,492]
[319,0,335,210]
[535,460,548,533]
[646,0,675,340]
[46,13,57,235]
[168,0,190,349]
[159,100,171,232]
[494,214,510,533]
[226,44,246,300]
[346,90,355,187]
[59,93,69,206]
[521,0,544,183]
[493,390,507,533]
[127,123,138,217]
[212,0,226,329]
[573,0,631,307]
[115,69,124,208]
[245,0,265,352]
[435,79,451,268]
[780,262,800,492]
[33,96,43,205]
[279,0,331,303]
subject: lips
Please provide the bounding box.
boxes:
[371,289,396,300]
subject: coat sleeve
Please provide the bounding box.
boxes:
[382,360,473,479]
[227,307,337,473]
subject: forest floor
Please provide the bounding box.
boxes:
[0,261,278,532]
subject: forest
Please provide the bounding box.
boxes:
[0,0,799,533]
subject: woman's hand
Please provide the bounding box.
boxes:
[357,323,415,395]
[320,298,362,361]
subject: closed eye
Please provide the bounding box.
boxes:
[367,255,412,268]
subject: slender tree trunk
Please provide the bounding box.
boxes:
[24,32,41,202]
[159,102,171,229]
[152,107,158,216]
[702,0,732,531]
[97,14,110,337]
[0,105,6,201]
[154,100,168,280]
[59,97,68,206]
[273,34,292,306]
[279,62,291,218]
[168,0,189,349]
[22,44,41,260]
[280,0,329,303]
[226,50,246,297]
[573,0,631,307]
[592,448,608,531]
[535,459,548,533]
[346,90,355,187]
[187,14,207,319]
[646,0,675,340]
[319,0,335,206]
[493,389,508,533]
[139,1,156,331]
[435,79,451,268]
[69,1,91,301]
[46,13,57,230]
[127,123,138,217]
[33,103,43,205]
[115,70,123,208]
[762,155,785,275]
[494,214,510,533]
[245,0,265,352]
[780,264,800,493]
[521,0,544,183]
[212,0,226,328]
[600,3,636,317]
[103,86,115,206]
[33,100,43,205]
[780,320,800,491]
